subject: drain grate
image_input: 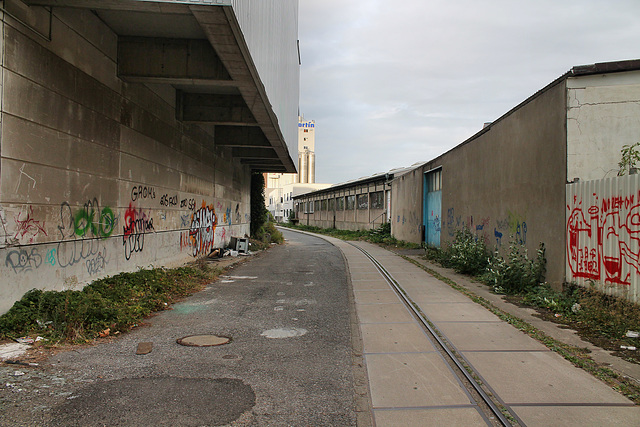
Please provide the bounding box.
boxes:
[177,334,231,347]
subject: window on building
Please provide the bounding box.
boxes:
[346,195,355,210]
[321,199,327,211]
[357,194,368,210]
[329,198,335,211]
[370,191,384,209]
[314,200,321,211]
[336,197,345,211]
[427,169,442,192]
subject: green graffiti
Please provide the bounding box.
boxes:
[507,210,526,234]
[73,203,116,239]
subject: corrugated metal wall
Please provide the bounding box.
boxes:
[230,0,300,160]
[566,174,640,303]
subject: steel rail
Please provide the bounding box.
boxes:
[349,242,515,427]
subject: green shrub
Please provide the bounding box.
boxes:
[0,266,214,343]
[440,228,489,275]
[483,241,546,294]
[522,283,579,314]
[265,221,284,244]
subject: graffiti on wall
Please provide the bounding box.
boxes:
[13,206,47,243]
[444,207,527,249]
[5,248,42,274]
[53,201,113,276]
[189,202,218,257]
[73,199,116,239]
[567,191,640,286]
[123,203,155,260]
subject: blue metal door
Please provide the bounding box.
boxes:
[424,169,442,247]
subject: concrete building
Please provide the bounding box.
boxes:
[264,115,316,199]
[268,182,331,223]
[265,115,327,221]
[297,115,316,184]
[293,169,409,230]
[295,59,640,303]
[0,0,300,313]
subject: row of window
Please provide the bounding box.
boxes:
[298,191,385,213]
[269,192,294,205]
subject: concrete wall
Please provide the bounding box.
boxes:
[567,70,640,181]
[391,168,427,244]
[0,6,251,313]
[393,81,568,287]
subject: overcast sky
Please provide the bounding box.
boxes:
[297,0,640,184]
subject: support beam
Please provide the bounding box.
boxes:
[118,37,232,83]
[232,147,278,159]
[215,126,270,148]
[241,159,283,166]
[177,92,256,125]
[24,0,192,13]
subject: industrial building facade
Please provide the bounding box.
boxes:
[294,169,404,231]
[295,60,640,303]
[0,0,300,313]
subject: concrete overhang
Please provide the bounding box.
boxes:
[24,0,297,173]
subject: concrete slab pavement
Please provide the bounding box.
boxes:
[333,239,640,426]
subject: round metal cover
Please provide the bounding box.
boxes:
[177,334,231,347]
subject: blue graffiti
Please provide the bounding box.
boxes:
[494,228,503,247]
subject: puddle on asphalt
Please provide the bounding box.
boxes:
[260,328,308,339]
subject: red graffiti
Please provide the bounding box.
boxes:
[122,203,154,260]
[14,206,47,243]
[189,202,217,257]
[567,193,640,286]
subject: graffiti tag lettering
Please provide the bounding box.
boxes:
[189,203,217,257]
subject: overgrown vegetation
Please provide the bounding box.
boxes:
[483,242,546,294]
[252,214,284,246]
[250,173,283,247]
[427,227,640,364]
[437,228,489,275]
[427,227,545,293]
[250,172,269,237]
[282,222,421,248]
[0,264,220,344]
[519,283,640,361]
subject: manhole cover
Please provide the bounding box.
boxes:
[177,335,231,347]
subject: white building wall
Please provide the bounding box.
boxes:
[567,70,640,181]
[231,0,300,159]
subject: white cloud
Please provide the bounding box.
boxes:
[298,0,640,183]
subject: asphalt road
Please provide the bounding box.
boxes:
[0,229,357,426]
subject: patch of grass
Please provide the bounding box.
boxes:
[0,264,220,344]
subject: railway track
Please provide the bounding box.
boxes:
[349,241,520,427]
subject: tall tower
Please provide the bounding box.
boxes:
[298,115,316,183]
